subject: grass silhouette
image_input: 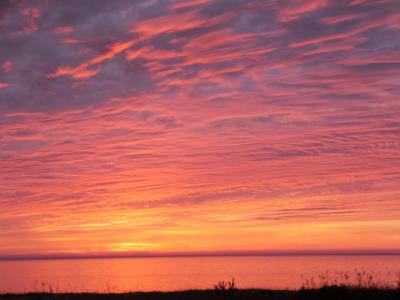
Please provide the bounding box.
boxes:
[301,268,400,289]
[213,277,237,295]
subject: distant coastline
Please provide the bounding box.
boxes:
[1,249,400,261]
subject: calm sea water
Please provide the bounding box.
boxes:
[0,255,399,293]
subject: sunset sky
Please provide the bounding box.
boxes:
[0,0,399,257]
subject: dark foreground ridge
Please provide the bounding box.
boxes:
[1,287,400,300]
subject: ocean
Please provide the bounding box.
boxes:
[1,255,399,293]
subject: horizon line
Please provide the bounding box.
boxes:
[1,249,400,261]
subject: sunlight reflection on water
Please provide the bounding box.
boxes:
[1,255,399,293]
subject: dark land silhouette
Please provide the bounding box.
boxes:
[1,287,400,300]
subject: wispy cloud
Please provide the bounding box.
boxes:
[0,0,399,255]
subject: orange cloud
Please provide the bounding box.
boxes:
[133,10,233,37]
[169,0,212,11]
[48,40,134,80]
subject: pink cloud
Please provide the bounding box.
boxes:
[279,0,329,22]
[0,82,10,89]
[48,40,135,80]
[19,7,42,32]
[0,0,399,255]
[1,61,12,72]
[53,26,75,34]
[321,13,365,25]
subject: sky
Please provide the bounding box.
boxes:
[0,0,399,257]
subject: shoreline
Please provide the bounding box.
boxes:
[1,287,399,300]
